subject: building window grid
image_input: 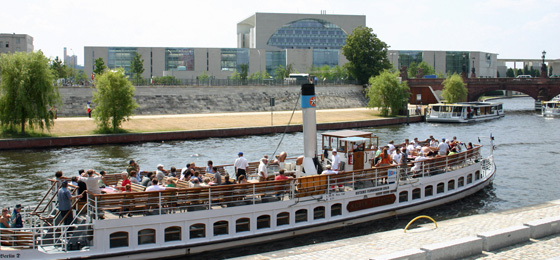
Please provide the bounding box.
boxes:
[165,48,194,71]
[267,19,347,49]
[221,48,249,72]
[398,51,423,70]
[313,49,339,67]
[446,51,470,75]
[266,50,286,76]
[108,47,138,76]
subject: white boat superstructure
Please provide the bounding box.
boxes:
[542,100,560,117]
[426,102,504,123]
[0,84,496,259]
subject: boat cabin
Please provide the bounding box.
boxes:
[321,130,378,171]
[426,102,504,123]
[542,100,560,116]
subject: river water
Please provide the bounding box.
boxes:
[0,97,558,257]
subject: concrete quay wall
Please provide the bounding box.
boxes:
[57,85,367,117]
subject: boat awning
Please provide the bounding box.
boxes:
[340,137,368,143]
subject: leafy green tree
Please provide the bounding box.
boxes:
[239,64,248,81]
[0,51,61,134]
[50,56,67,80]
[407,61,436,78]
[274,64,296,80]
[516,69,523,76]
[367,70,410,116]
[407,62,418,78]
[93,57,106,76]
[441,73,468,103]
[230,70,241,80]
[198,71,210,82]
[153,76,179,85]
[342,26,391,84]
[130,52,145,85]
[92,68,139,133]
[506,68,515,77]
[248,71,271,81]
[436,71,446,79]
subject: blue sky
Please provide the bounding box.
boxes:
[2,0,559,65]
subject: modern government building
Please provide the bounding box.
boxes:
[82,13,551,80]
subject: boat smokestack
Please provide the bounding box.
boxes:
[301,84,318,175]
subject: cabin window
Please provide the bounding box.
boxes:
[314,206,325,220]
[214,221,229,236]
[399,191,408,202]
[277,212,290,226]
[190,223,206,239]
[425,186,433,197]
[164,226,181,242]
[448,180,455,191]
[412,188,421,200]
[109,231,129,248]
[138,229,156,245]
[458,177,464,187]
[475,171,481,180]
[257,215,271,229]
[236,218,250,233]
[296,209,308,223]
[437,183,445,194]
[331,203,342,216]
[467,174,473,184]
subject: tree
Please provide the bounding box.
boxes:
[239,64,248,81]
[248,71,271,81]
[342,26,391,84]
[441,73,468,103]
[366,70,410,116]
[0,51,61,134]
[50,56,67,80]
[274,64,295,80]
[130,52,145,85]
[93,57,106,76]
[506,68,515,78]
[92,68,139,133]
[407,61,435,78]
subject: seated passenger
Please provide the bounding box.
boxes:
[118,171,131,191]
[0,208,11,228]
[238,175,248,184]
[200,177,211,187]
[222,175,234,185]
[411,152,427,173]
[375,148,391,167]
[145,179,166,191]
[258,158,268,182]
[141,172,154,187]
[129,171,139,184]
[321,165,338,175]
[275,169,291,180]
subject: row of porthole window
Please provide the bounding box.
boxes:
[110,204,343,248]
[399,172,480,202]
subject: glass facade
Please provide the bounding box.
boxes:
[221,48,249,71]
[108,47,138,75]
[398,51,423,69]
[267,19,347,49]
[446,51,470,75]
[313,49,339,67]
[266,50,286,76]
[166,48,194,71]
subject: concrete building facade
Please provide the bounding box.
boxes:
[0,33,33,54]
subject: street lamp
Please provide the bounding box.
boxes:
[541,50,547,78]
[471,56,476,78]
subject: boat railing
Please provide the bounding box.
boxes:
[0,223,93,251]
[31,181,58,216]
[84,146,483,218]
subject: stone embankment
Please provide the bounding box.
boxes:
[58,85,367,117]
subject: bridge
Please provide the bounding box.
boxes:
[407,77,560,104]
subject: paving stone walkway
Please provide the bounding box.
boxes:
[233,200,560,260]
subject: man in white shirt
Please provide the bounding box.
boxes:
[257,158,268,182]
[391,147,403,165]
[438,138,450,156]
[331,150,340,171]
[155,164,167,183]
[234,152,249,179]
[387,140,396,154]
[145,179,166,192]
[79,169,103,194]
[321,165,338,175]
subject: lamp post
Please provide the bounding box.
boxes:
[471,56,476,78]
[541,50,547,78]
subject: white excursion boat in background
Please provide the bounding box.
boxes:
[0,85,496,259]
[426,102,504,123]
[542,100,560,117]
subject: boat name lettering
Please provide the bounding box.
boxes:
[0,253,21,258]
[355,186,389,195]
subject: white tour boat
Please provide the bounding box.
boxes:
[542,100,560,117]
[0,85,496,259]
[426,102,504,123]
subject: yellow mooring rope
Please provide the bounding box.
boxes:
[404,215,438,233]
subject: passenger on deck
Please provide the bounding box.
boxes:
[156,164,168,183]
[275,169,291,180]
[407,141,417,156]
[331,150,341,171]
[58,181,82,226]
[321,165,338,175]
[388,140,396,154]
[234,152,249,180]
[0,208,11,228]
[169,167,177,178]
[129,171,139,184]
[166,177,178,188]
[79,169,104,194]
[145,179,166,191]
[190,171,203,183]
[141,172,154,187]
[448,147,458,156]
[181,163,195,181]
[98,170,107,188]
[411,152,427,173]
[211,166,222,186]
[222,176,234,185]
[205,160,213,173]
[200,177,211,187]
[55,170,71,189]
[413,138,422,148]
[467,142,474,150]
[127,160,140,176]
[238,175,248,184]
[258,158,268,182]
[118,171,131,191]
[189,178,201,188]
[438,138,450,156]
[70,176,79,187]
[429,136,439,148]
[10,205,23,228]
[375,148,391,167]
[391,147,403,165]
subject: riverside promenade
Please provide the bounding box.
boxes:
[233,200,560,260]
